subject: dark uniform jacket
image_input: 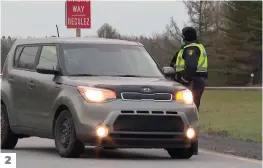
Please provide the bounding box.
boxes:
[170,40,208,84]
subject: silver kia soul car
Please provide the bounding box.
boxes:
[1,37,199,159]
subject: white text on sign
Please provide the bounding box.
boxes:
[72,6,84,13]
[67,18,90,26]
[0,153,16,168]
[67,0,90,2]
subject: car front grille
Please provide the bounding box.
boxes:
[121,92,172,101]
[113,115,184,132]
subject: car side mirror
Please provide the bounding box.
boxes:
[36,64,59,75]
[162,66,175,77]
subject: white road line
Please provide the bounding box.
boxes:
[200,149,262,164]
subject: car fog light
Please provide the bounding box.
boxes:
[186,127,196,139]
[96,125,109,138]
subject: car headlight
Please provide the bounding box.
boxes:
[77,86,116,103]
[186,127,196,139]
[95,125,109,138]
[175,89,193,105]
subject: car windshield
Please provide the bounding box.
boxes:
[62,43,165,78]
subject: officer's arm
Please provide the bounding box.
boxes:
[181,46,200,82]
[170,51,179,67]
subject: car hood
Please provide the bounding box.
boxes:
[64,76,183,88]
[60,76,186,94]
[61,76,185,94]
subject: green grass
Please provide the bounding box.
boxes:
[199,90,262,142]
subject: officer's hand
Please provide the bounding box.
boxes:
[180,76,191,85]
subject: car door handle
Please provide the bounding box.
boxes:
[8,77,14,83]
[28,81,35,88]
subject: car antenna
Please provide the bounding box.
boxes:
[56,24,60,37]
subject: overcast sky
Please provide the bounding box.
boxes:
[1,1,189,38]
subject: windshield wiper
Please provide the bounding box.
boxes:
[69,74,100,76]
[69,74,144,77]
[114,75,143,77]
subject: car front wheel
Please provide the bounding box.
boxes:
[166,147,193,159]
[1,103,18,149]
[54,109,85,158]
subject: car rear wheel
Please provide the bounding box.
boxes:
[166,147,193,159]
[54,109,85,158]
[1,103,18,149]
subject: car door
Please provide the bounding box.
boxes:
[3,45,28,126]
[11,45,41,127]
[26,44,61,131]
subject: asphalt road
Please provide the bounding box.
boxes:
[1,137,262,168]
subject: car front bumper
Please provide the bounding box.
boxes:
[72,99,199,150]
[85,133,198,150]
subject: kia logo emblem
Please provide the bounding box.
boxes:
[142,88,151,92]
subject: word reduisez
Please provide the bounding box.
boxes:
[67,0,90,2]
[67,18,90,26]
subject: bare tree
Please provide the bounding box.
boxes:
[97,23,120,39]
[183,0,217,46]
[154,17,182,57]
[215,1,222,34]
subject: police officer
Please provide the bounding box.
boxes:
[170,27,208,110]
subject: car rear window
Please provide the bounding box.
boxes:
[17,46,39,70]
[62,43,164,78]
[14,46,24,67]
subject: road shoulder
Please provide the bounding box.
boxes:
[199,133,262,160]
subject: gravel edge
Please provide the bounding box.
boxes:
[199,133,262,160]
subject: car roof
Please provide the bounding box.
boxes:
[14,37,143,46]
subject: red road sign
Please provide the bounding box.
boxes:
[65,0,91,29]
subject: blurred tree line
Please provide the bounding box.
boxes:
[1,1,262,86]
[96,1,262,86]
[1,36,16,69]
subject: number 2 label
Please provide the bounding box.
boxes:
[5,156,11,164]
[0,153,16,168]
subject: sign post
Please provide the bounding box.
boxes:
[250,73,254,85]
[76,28,81,37]
[65,0,91,37]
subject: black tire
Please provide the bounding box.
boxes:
[54,109,85,158]
[167,147,193,159]
[1,103,18,149]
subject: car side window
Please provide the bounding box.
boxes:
[38,45,58,67]
[14,46,24,67]
[17,46,39,70]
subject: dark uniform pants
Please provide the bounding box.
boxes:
[187,77,205,110]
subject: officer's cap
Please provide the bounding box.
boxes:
[182,27,197,41]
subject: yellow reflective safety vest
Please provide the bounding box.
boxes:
[175,43,208,73]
